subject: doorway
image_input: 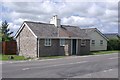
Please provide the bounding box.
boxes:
[72,39,77,55]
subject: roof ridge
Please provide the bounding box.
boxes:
[24,21,54,25]
[61,25,79,28]
[104,33,118,34]
[81,28,96,30]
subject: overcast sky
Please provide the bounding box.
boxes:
[0,0,119,35]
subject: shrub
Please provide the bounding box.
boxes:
[107,39,120,50]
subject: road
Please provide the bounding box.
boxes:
[2,53,119,78]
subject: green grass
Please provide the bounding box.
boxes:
[40,56,66,59]
[0,50,119,61]
[0,54,27,61]
[0,33,2,42]
[91,50,119,55]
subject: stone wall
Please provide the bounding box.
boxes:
[38,39,90,57]
[38,39,71,57]
[78,39,90,55]
[89,31,107,51]
[16,25,37,58]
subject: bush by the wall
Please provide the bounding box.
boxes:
[107,39,120,50]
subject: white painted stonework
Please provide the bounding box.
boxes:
[50,15,61,27]
[89,31,107,51]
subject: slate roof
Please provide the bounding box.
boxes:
[18,21,90,39]
[81,28,108,40]
[81,28,96,34]
[61,25,89,39]
[25,21,58,38]
[104,33,120,39]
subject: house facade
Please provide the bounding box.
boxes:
[82,28,108,51]
[15,15,90,58]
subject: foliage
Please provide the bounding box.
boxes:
[107,38,120,50]
[1,20,13,41]
[0,33,2,42]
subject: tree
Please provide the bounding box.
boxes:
[107,38,120,50]
[1,20,13,41]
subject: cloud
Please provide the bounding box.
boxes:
[8,22,20,35]
[62,16,98,27]
[106,2,118,10]
[0,20,2,27]
[87,3,106,17]
[1,1,118,34]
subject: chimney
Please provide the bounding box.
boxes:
[50,15,61,27]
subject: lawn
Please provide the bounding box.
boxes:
[0,54,27,61]
[0,37,2,42]
[0,33,2,42]
[91,50,119,55]
[40,56,66,59]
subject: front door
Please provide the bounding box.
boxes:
[72,39,76,55]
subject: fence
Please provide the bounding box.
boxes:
[2,41,17,55]
[0,42,2,54]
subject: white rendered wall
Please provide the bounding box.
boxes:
[89,31,107,51]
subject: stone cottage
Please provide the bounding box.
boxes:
[14,15,90,58]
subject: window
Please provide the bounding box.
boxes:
[45,39,51,46]
[60,39,65,46]
[100,40,103,45]
[81,39,86,46]
[91,40,95,45]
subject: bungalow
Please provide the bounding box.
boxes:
[82,28,108,51]
[14,15,90,58]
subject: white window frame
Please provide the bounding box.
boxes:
[44,39,51,46]
[81,39,86,46]
[91,40,95,45]
[60,39,65,46]
[100,40,103,45]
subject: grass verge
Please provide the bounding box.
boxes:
[0,54,27,61]
[0,50,119,61]
[40,56,66,59]
[91,50,119,55]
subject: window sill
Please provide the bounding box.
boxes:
[60,45,65,47]
[44,45,51,47]
[81,45,86,47]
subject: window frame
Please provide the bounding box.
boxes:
[44,39,51,46]
[60,39,65,46]
[81,39,86,46]
[91,40,95,45]
[100,40,103,45]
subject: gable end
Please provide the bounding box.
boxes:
[95,29,108,41]
[14,22,37,39]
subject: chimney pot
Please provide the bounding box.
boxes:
[50,15,61,27]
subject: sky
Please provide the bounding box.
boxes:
[0,0,119,35]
